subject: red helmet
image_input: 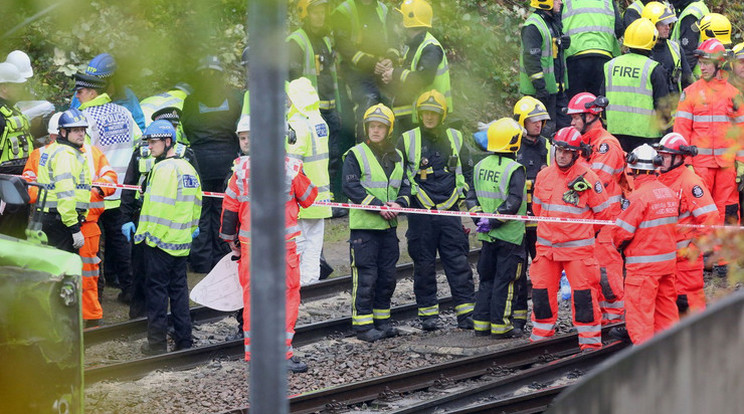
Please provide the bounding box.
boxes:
[553,126,584,151]
[564,92,608,115]
[695,38,729,65]
[656,132,698,156]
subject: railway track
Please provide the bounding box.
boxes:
[84,250,480,347]
[217,325,626,414]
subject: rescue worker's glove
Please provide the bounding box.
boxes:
[121,222,136,242]
[562,189,580,206]
[192,228,200,239]
[559,34,571,50]
[736,161,744,191]
[71,231,85,249]
[567,174,591,192]
[476,217,502,233]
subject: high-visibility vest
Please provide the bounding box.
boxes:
[82,144,117,222]
[36,141,91,226]
[133,157,202,256]
[562,0,621,58]
[0,103,33,166]
[346,142,404,230]
[286,28,339,110]
[671,1,709,45]
[604,53,662,138]
[394,32,452,119]
[473,155,527,245]
[666,40,683,92]
[334,0,388,55]
[287,112,332,219]
[519,13,566,95]
[402,127,466,210]
[623,0,644,20]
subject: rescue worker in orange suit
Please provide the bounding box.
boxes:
[342,104,411,342]
[565,92,626,325]
[656,133,718,314]
[610,144,679,344]
[530,127,611,351]
[512,96,552,332]
[466,118,527,338]
[674,38,744,226]
[219,129,318,373]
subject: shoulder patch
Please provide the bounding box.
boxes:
[692,185,704,198]
[621,198,630,210]
[595,181,603,193]
[598,143,609,154]
[39,152,49,167]
[315,123,328,138]
[681,37,689,46]
[182,174,199,189]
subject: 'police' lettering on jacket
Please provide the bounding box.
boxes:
[612,65,641,78]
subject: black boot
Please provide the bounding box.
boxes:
[287,356,308,373]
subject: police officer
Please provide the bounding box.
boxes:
[133,120,202,355]
[602,18,670,152]
[343,104,411,342]
[643,2,693,95]
[288,0,346,215]
[520,0,570,135]
[512,96,551,332]
[139,83,193,130]
[121,107,198,317]
[398,90,475,331]
[0,62,34,238]
[36,109,91,253]
[466,118,527,338]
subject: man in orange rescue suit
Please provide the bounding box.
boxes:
[656,133,718,315]
[530,126,612,351]
[674,38,744,225]
[611,144,679,344]
[565,92,626,325]
[219,132,318,374]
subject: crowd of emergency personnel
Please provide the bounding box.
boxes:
[0,0,742,373]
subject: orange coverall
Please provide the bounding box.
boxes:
[219,156,317,361]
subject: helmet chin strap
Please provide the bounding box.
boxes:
[58,129,83,149]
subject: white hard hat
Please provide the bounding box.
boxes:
[48,112,63,135]
[627,143,660,171]
[236,115,250,133]
[6,50,33,78]
[0,62,26,84]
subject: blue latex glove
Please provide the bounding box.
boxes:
[192,227,200,239]
[476,218,492,233]
[121,222,136,242]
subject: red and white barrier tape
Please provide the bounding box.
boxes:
[19,177,744,230]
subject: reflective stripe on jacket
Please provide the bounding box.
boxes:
[604,53,662,138]
[346,143,404,230]
[36,141,91,227]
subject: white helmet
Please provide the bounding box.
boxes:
[48,112,63,135]
[6,50,32,78]
[0,62,26,84]
[236,115,250,134]
[626,143,660,171]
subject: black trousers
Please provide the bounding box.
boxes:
[128,241,147,319]
[566,55,611,99]
[407,210,475,321]
[189,178,229,273]
[349,228,399,332]
[99,207,132,294]
[515,227,537,322]
[143,244,192,350]
[341,67,383,141]
[473,239,525,333]
[40,212,75,253]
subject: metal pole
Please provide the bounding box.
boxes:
[248,0,288,413]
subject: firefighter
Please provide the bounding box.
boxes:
[695,13,732,49]
[288,0,346,213]
[530,126,611,351]
[643,2,693,95]
[519,0,570,135]
[219,122,318,373]
[35,108,91,253]
[656,133,718,314]
[674,38,744,225]
[133,121,202,355]
[669,0,709,74]
[342,103,411,341]
[610,144,679,344]
[286,78,332,286]
[512,96,551,332]
[382,0,452,135]
[399,90,475,331]
[561,0,623,99]
[466,118,527,338]
[623,0,645,28]
[565,92,626,325]
[602,18,670,152]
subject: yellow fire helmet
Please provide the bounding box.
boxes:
[397,0,433,28]
[363,103,395,138]
[415,89,448,123]
[513,96,550,127]
[623,18,658,51]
